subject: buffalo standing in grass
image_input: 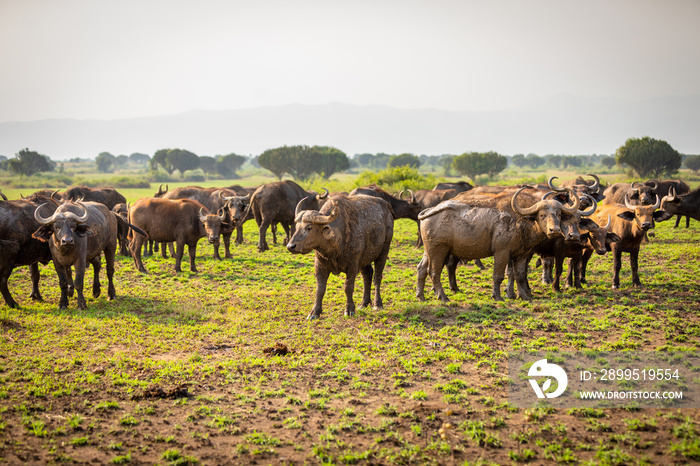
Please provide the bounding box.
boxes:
[32,201,119,310]
[128,198,229,274]
[643,180,691,227]
[602,182,655,206]
[161,186,238,260]
[417,187,580,302]
[660,186,700,225]
[589,194,673,289]
[112,203,130,256]
[0,193,57,308]
[286,194,394,320]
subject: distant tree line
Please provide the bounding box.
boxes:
[258,145,349,181]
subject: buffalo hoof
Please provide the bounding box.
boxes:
[6,300,18,309]
[29,293,43,302]
[344,310,355,317]
[306,313,321,321]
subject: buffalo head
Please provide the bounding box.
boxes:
[619,194,671,230]
[32,201,93,254]
[287,198,339,254]
[512,187,580,239]
[198,207,229,245]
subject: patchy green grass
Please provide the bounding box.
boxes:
[0,199,698,463]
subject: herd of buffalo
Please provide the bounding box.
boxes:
[0,176,698,319]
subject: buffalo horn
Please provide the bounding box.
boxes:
[408,189,417,204]
[0,190,6,201]
[318,188,329,200]
[650,194,661,210]
[198,207,208,223]
[586,174,600,191]
[50,190,61,205]
[310,202,339,225]
[548,176,567,192]
[631,181,642,193]
[560,188,581,214]
[511,187,541,216]
[70,201,90,224]
[579,194,597,216]
[648,180,658,190]
[34,203,58,225]
[660,187,677,211]
[295,196,311,217]
[603,215,611,230]
[398,190,406,200]
[217,207,226,220]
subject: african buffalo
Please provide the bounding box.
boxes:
[349,184,422,221]
[247,181,328,252]
[602,182,655,206]
[0,193,57,308]
[659,186,700,225]
[161,186,238,260]
[287,193,394,320]
[62,186,127,210]
[590,194,673,289]
[433,181,473,192]
[644,180,691,227]
[128,198,228,273]
[417,187,580,302]
[32,201,119,310]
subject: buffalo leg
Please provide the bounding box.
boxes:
[360,264,373,308]
[104,245,116,300]
[512,258,531,300]
[416,253,430,301]
[73,259,88,310]
[566,257,575,287]
[611,245,623,289]
[130,234,148,274]
[343,268,358,317]
[446,254,460,293]
[553,254,565,292]
[506,261,517,299]
[630,247,642,287]
[89,256,102,299]
[686,216,691,228]
[674,215,681,228]
[174,241,185,273]
[223,231,233,259]
[0,265,18,308]
[167,242,175,259]
[491,251,509,301]
[373,252,388,310]
[29,262,43,302]
[428,250,449,302]
[54,262,71,310]
[235,225,244,245]
[570,255,582,288]
[187,242,198,273]
[580,249,593,285]
[257,220,270,252]
[212,239,222,261]
[309,267,330,320]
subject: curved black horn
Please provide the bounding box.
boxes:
[586,174,600,191]
[34,203,58,225]
[318,188,329,200]
[579,194,597,216]
[295,196,311,218]
[548,176,566,192]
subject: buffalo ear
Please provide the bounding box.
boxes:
[76,225,96,237]
[607,232,622,243]
[617,211,635,222]
[322,225,335,240]
[580,232,591,241]
[578,218,597,231]
[32,226,53,242]
[653,210,673,222]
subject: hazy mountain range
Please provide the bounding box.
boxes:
[1,94,698,160]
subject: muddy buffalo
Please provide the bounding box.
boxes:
[286,194,394,320]
[417,187,580,302]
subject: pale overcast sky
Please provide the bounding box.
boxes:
[1,0,699,122]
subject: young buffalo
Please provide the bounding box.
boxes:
[286,194,394,320]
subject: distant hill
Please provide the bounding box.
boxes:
[1,95,698,160]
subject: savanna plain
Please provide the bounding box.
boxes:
[1,179,700,465]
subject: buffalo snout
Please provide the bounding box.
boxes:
[60,236,75,247]
[640,222,652,231]
[287,242,297,252]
